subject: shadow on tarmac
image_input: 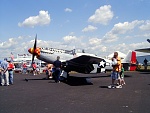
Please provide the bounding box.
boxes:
[87,75,110,78]
[124,75,132,77]
[137,70,150,73]
[23,76,94,86]
[30,74,110,86]
[140,72,150,74]
[99,86,108,88]
[63,76,93,86]
[62,74,112,86]
[23,78,49,82]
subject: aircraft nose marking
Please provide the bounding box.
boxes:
[28,47,41,56]
[34,48,41,56]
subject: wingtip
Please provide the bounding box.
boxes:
[147,39,150,43]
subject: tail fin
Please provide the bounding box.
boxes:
[130,51,136,64]
[122,50,136,71]
[123,50,136,64]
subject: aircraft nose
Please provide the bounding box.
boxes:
[35,47,41,56]
[28,48,34,54]
[28,47,41,56]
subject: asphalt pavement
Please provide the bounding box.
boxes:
[0,71,150,113]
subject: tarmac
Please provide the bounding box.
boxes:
[0,71,150,113]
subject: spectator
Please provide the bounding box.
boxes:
[143,58,148,70]
[108,52,122,88]
[53,56,62,83]
[0,58,9,86]
[22,62,27,74]
[32,62,37,75]
[8,60,15,85]
[120,64,126,85]
[36,63,40,75]
[45,63,53,79]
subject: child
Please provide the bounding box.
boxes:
[111,58,117,66]
[120,64,126,85]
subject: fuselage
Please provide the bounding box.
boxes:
[28,47,98,64]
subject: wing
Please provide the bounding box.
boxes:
[63,55,105,74]
[135,48,150,53]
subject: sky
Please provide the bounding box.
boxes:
[0,0,150,59]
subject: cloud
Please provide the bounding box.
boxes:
[0,38,18,49]
[111,20,144,34]
[63,35,78,42]
[88,5,114,25]
[0,33,150,60]
[82,25,97,32]
[18,10,51,28]
[102,32,118,43]
[139,20,150,31]
[102,20,145,43]
[64,8,72,12]
[89,38,102,45]
[2,19,150,59]
[0,36,32,59]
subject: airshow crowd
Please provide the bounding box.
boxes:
[0,56,62,86]
[0,58,15,86]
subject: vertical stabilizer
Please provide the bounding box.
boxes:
[122,50,136,71]
[123,50,131,63]
[123,50,136,64]
[130,51,136,64]
[130,51,136,71]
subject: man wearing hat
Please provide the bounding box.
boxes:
[0,58,9,86]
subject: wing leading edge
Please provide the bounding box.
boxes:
[135,48,150,53]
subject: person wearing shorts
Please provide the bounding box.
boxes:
[108,52,122,89]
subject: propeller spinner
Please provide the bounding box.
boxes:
[28,35,41,64]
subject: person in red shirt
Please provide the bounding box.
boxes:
[32,62,37,75]
[8,60,15,85]
[22,62,27,74]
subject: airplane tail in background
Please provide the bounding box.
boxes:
[130,51,136,64]
[123,50,136,64]
[122,50,137,71]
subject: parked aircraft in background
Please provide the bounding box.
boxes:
[28,35,106,78]
[135,39,150,53]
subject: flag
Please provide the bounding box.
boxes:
[10,52,14,62]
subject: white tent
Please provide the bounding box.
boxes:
[107,51,126,60]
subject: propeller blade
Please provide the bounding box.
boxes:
[31,54,35,64]
[31,34,37,65]
[33,34,37,50]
